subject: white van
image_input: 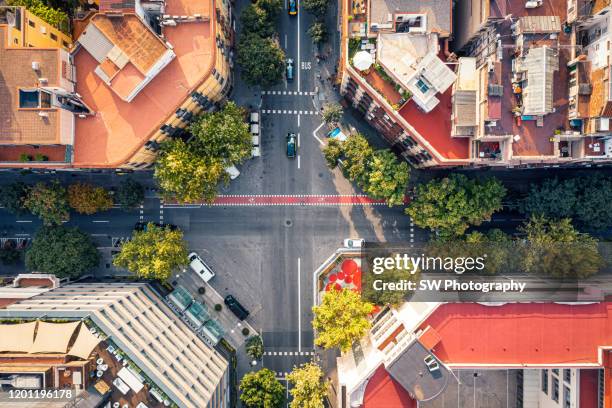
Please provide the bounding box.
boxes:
[188,252,215,282]
[225,165,240,180]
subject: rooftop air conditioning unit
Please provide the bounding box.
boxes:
[31,61,40,71]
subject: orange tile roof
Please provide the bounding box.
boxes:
[363,365,417,408]
[73,0,215,167]
[0,26,62,145]
[420,302,612,366]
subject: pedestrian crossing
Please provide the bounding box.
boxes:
[264,351,314,357]
[262,90,316,96]
[261,109,319,115]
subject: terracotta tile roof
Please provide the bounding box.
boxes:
[589,68,607,118]
[0,26,61,145]
[73,0,215,167]
[91,14,168,75]
[420,302,612,366]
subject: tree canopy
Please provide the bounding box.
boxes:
[321,103,342,125]
[302,0,329,16]
[365,150,410,206]
[0,182,28,215]
[362,257,419,306]
[308,21,328,44]
[239,368,285,408]
[23,181,70,225]
[25,226,100,278]
[113,223,188,281]
[238,34,286,87]
[115,178,145,210]
[190,102,252,166]
[287,363,329,408]
[155,139,226,203]
[240,4,276,38]
[68,183,113,215]
[312,288,373,352]
[406,174,506,237]
[245,335,264,360]
[519,216,603,279]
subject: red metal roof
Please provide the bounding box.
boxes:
[363,365,417,408]
[420,303,612,366]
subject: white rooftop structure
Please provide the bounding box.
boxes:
[377,33,456,112]
[517,46,559,116]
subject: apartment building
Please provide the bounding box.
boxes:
[0,280,230,408]
[0,0,233,169]
[340,0,612,167]
[1,6,72,50]
[338,302,612,408]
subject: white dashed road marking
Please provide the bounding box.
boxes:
[262,109,319,115]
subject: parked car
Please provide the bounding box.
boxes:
[288,0,298,15]
[287,132,297,158]
[134,222,178,232]
[251,123,261,157]
[225,165,240,180]
[250,111,259,124]
[424,354,440,372]
[188,252,216,283]
[224,295,250,320]
[286,58,294,81]
[343,238,364,248]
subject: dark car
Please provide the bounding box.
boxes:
[134,222,178,232]
[287,132,297,158]
[288,0,297,15]
[224,295,250,320]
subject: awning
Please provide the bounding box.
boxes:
[30,321,80,354]
[118,366,144,393]
[68,323,101,360]
[353,51,374,71]
[0,321,37,352]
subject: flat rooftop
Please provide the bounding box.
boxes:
[0,26,61,145]
[369,0,451,36]
[73,0,213,167]
[420,302,612,366]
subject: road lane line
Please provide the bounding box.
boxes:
[297,132,301,148]
[92,220,109,223]
[312,122,325,145]
[285,34,287,48]
[15,220,32,223]
[297,114,301,127]
[297,3,301,92]
[297,155,301,169]
[298,257,302,352]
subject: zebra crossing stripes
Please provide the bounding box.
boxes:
[262,90,316,96]
[261,109,319,115]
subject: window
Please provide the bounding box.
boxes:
[62,40,69,48]
[416,78,430,93]
[564,386,571,408]
[564,369,571,384]
[542,369,549,394]
[28,20,35,28]
[552,369,559,376]
[553,377,559,402]
[50,32,57,41]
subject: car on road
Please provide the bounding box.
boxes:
[286,132,297,158]
[188,252,216,283]
[288,0,297,15]
[225,165,240,180]
[286,58,294,81]
[343,238,365,248]
[224,295,250,320]
[251,123,261,157]
[134,222,178,232]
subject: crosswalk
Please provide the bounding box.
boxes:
[261,109,319,115]
[262,90,316,96]
[264,351,314,357]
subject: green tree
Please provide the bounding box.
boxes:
[155,139,226,203]
[25,226,100,278]
[465,229,514,275]
[302,0,328,16]
[115,178,145,210]
[406,174,506,237]
[287,363,329,408]
[241,4,276,37]
[520,216,603,279]
[0,241,21,265]
[342,134,373,186]
[113,223,188,281]
[574,175,612,230]
[308,21,328,44]
[312,288,373,352]
[362,259,419,306]
[321,102,343,126]
[68,183,113,215]
[365,150,409,206]
[322,139,343,168]
[23,181,69,225]
[255,0,282,19]
[7,0,69,33]
[0,182,28,214]
[245,335,264,360]
[238,34,286,87]
[190,102,252,165]
[240,368,285,408]
[522,178,577,219]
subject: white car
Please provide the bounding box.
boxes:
[343,238,365,248]
[225,165,240,180]
[188,252,215,283]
